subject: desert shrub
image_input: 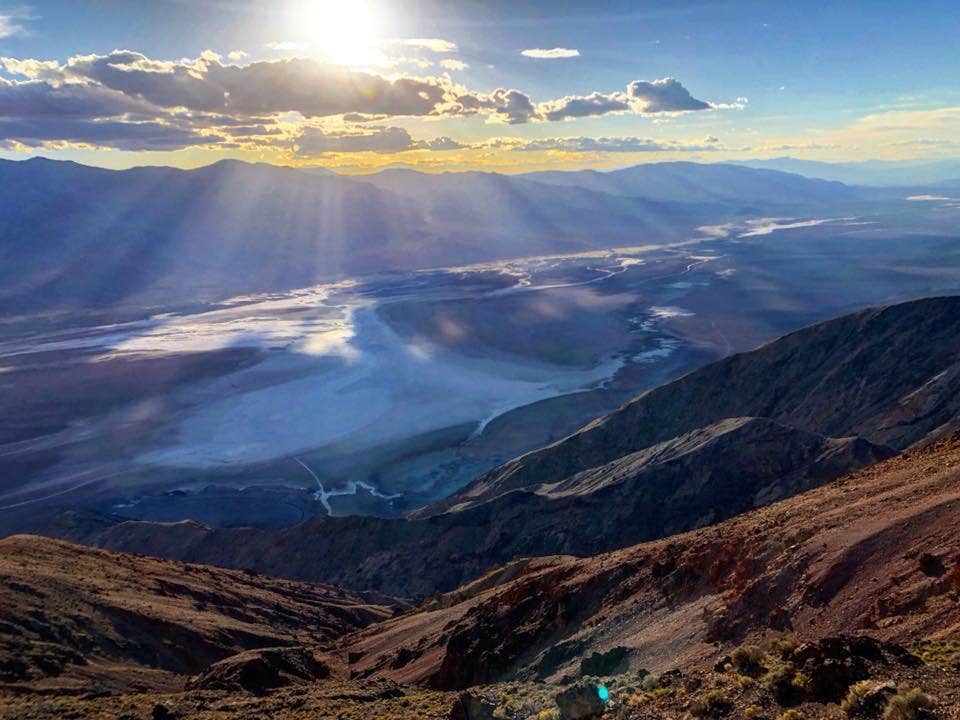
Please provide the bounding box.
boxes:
[769,638,798,659]
[910,639,960,668]
[738,674,756,688]
[732,645,766,676]
[842,681,876,717]
[640,674,660,691]
[762,661,805,705]
[779,710,804,720]
[883,687,935,720]
[743,705,765,719]
[841,680,896,718]
[690,689,733,718]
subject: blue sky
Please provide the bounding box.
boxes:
[1,0,959,171]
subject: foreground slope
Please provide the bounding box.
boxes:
[2,438,958,720]
[341,432,960,689]
[56,297,960,597]
[0,536,400,694]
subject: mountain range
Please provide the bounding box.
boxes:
[0,158,887,314]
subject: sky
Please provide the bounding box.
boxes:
[0,0,959,173]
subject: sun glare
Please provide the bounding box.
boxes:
[297,0,383,67]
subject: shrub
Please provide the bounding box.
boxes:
[769,639,798,659]
[841,680,894,718]
[641,674,660,691]
[690,689,734,718]
[910,639,960,668]
[732,645,766,676]
[883,687,935,720]
[779,710,804,720]
[762,661,805,705]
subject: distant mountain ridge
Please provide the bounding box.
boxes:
[732,156,960,186]
[0,157,878,314]
[520,160,865,204]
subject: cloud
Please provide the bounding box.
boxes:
[0,49,723,153]
[0,11,27,39]
[0,76,153,117]
[505,135,728,153]
[297,126,414,154]
[227,50,249,62]
[440,59,469,71]
[627,78,711,112]
[295,126,465,155]
[415,136,464,151]
[538,92,631,122]
[0,116,219,150]
[29,51,454,118]
[390,38,457,53]
[455,78,712,124]
[521,48,580,59]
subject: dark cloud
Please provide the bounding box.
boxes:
[454,78,710,125]
[0,77,152,117]
[538,92,631,122]
[64,52,452,118]
[627,78,711,112]
[0,116,219,150]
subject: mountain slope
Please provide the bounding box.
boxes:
[341,431,960,689]
[0,535,401,694]
[41,297,960,598]
[438,295,960,514]
[63,418,888,597]
[3,438,959,717]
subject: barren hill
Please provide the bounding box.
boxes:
[0,536,401,695]
[341,431,960,689]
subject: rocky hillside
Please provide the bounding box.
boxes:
[0,536,401,694]
[52,297,960,597]
[56,417,889,598]
[340,431,960,690]
[432,295,960,514]
[2,435,959,719]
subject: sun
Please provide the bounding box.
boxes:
[297,0,384,67]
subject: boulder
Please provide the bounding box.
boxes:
[555,682,605,720]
